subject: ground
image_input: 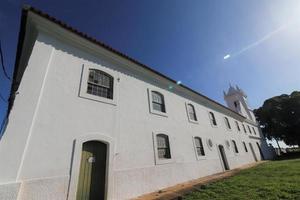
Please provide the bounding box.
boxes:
[184,158,300,200]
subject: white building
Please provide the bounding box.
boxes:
[0,7,274,200]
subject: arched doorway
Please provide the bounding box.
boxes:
[76,141,107,200]
[249,143,258,162]
[256,142,265,160]
[218,145,230,170]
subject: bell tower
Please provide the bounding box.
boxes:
[223,85,256,122]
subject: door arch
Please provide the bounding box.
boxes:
[76,141,107,200]
[256,142,265,160]
[249,143,258,162]
[218,145,230,170]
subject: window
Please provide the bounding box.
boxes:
[87,69,113,99]
[234,101,239,108]
[151,91,166,113]
[235,121,240,131]
[209,112,217,126]
[194,137,205,156]
[243,142,248,152]
[247,125,252,134]
[232,140,239,153]
[224,117,231,129]
[187,104,197,121]
[242,124,247,133]
[252,127,257,135]
[156,134,171,159]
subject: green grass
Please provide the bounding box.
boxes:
[184,159,300,200]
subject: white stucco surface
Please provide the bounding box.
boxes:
[0,182,20,200]
[0,10,275,200]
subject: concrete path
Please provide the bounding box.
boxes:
[134,161,267,200]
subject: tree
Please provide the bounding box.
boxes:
[254,91,300,147]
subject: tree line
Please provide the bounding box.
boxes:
[254,91,300,149]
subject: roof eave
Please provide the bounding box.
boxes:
[9,6,246,121]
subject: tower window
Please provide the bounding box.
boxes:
[252,127,257,135]
[234,101,239,108]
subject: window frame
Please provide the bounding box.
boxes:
[186,103,198,123]
[79,65,118,105]
[193,136,207,160]
[235,121,241,132]
[252,127,257,135]
[247,125,252,134]
[232,140,239,154]
[156,134,171,159]
[151,91,166,113]
[87,69,114,99]
[152,132,174,165]
[224,117,232,130]
[208,111,217,127]
[243,141,248,152]
[242,124,247,133]
[148,88,168,117]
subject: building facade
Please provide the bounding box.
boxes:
[0,7,274,200]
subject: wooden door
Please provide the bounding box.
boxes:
[256,142,265,160]
[249,143,258,162]
[76,141,107,200]
[218,145,230,170]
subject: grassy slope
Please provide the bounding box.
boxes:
[184,159,300,200]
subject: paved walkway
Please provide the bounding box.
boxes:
[134,161,267,200]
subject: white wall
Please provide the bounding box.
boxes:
[0,32,271,200]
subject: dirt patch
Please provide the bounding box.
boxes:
[133,161,267,200]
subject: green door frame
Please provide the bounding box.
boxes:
[76,141,107,200]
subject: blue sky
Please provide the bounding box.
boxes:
[1,0,300,127]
